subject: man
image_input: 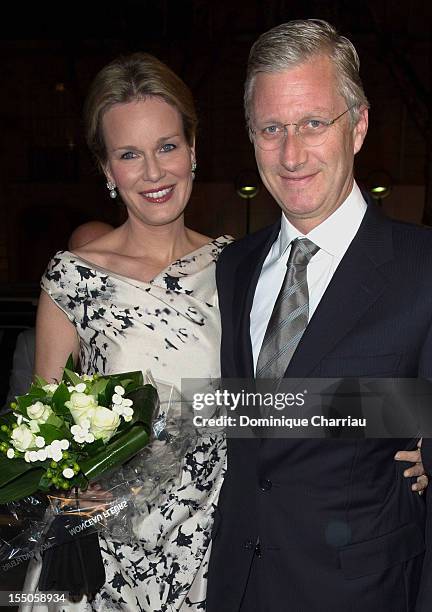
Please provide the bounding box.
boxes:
[206,20,432,611]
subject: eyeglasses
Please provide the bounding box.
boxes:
[250,106,355,150]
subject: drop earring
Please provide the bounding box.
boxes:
[191,161,197,180]
[106,180,117,199]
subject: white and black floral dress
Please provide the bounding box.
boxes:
[22,236,232,612]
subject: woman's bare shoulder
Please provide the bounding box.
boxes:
[185,228,213,249]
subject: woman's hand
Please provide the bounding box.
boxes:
[395,438,428,495]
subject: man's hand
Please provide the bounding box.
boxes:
[395,438,428,495]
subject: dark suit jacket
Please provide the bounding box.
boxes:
[206,204,432,612]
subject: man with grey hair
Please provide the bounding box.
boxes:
[206,19,432,611]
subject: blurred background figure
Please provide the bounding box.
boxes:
[67,220,114,252]
[3,220,114,410]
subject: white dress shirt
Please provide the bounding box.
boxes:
[250,182,367,372]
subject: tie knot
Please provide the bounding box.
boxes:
[287,238,319,267]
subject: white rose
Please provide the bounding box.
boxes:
[11,424,37,452]
[42,383,58,394]
[29,420,40,433]
[65,392,98,424]
[76,383,87,393]
[89,406,120,442]
[27,401,53,423]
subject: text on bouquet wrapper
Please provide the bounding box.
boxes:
[1,541,55,572]
[68,499,128,535]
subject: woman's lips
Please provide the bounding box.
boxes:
[140,185,175,203]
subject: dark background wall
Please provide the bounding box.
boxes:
[0,0,431,285]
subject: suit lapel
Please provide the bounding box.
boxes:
[286,205,394,378]
[233,223,280,377]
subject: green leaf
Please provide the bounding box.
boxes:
[16,390,46,415]
[38,424,69,444]
[77,424,150,485]
[90,378,109,401]
[38,474,51,491]
[0,467,46,503]
[118,371,144,391]
[82,438,105,456]
[51,382,71,416]
[45,413,64,429]
[89,371,144,406]
[33,375,48,388]
[127,384,158,432]
[64,354,75,374]
[0,454,33,488]
[103,379,117,405]
[27,382,47,395]
[62,368,82,387]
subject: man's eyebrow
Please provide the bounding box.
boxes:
[256,108,334,123]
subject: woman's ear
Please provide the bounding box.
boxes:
[190,138,196,167]
[102,162,114,184]
[102,163,117,198]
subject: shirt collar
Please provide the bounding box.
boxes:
[277,181,367,259]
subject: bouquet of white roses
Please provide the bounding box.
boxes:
[0,356,157,502]
[0,358,160,594]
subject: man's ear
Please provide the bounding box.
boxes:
[353,107,368,155]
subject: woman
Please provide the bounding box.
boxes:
[22,52,426,611]
[23,52,231,611]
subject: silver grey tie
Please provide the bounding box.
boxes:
[256,237,319,380]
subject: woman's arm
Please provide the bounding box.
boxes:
[34,289,80,382]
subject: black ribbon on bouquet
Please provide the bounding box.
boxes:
[38,514,105,598]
